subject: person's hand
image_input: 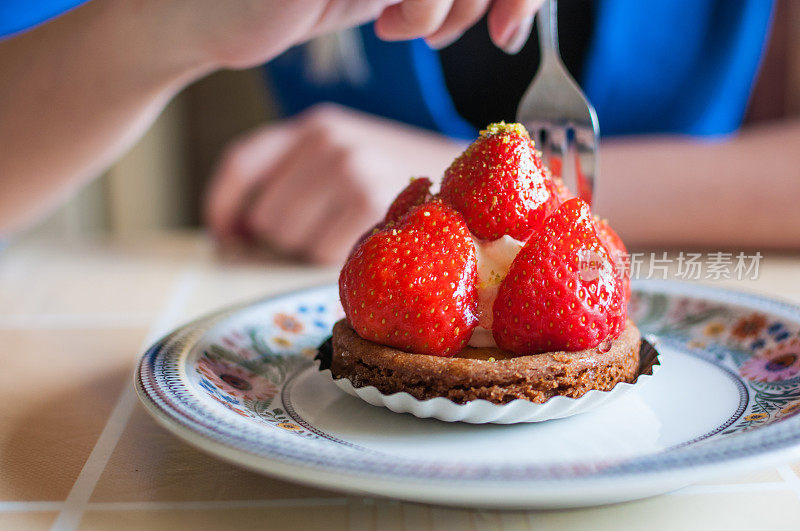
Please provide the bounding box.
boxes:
[156,0,544,72]
[205,104,465,264]
[377,0,544,53]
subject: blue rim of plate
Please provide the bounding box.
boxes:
[135,280,800,484]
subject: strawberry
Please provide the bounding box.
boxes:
[349,221,384,257]
[594,216,630,302]
[575,156,593,205]
[539,150,572,205]
[548,155,563,178]
[339,200,478,356]
[440,122,558,241]
[385,177,433,223]
[545,173,574,205]
[493,198,626,354]
[349,177,434,255]
[547,154,593,203]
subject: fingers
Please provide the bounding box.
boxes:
[244,155,373,265]
[306,199,376,265]
[425,0,490,49]
[487,0,544,54]
[374,0,455,40]
[204,123,299,239]
[240,117,380,261]
[374,0,543,55]
[310,0,403,38]
[264,188,338,253]
[243,146,335,255]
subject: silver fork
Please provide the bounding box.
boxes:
[516,0,599,206]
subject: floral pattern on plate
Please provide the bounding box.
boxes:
[630,289,800,434]
[186,298,344,440]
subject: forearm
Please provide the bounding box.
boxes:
[594,119,800,250]
[0,0,207,235]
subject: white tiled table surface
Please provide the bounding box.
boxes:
[2,231,800,530]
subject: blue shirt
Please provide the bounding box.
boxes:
[266,0,774,139]
[583,0,775,136]
[0,0,88,39]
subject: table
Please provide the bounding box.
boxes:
[2,231,800,530]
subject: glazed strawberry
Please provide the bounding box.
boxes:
[440,122,558,241]
[546,173,574,204]
[594,216,630,302]
[340,200,478,356]
[349,177,433,255]
[493,198,626,354]
[385,177,433,223]
[575,157,593,205]
[548,156,562,178]
[349,221,383,257]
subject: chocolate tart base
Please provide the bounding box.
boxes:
[327,319,642,405]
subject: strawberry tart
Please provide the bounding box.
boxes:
[326,122,640,405]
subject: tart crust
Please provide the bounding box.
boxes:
[330,319,642,404]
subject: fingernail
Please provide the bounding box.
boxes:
[501,15,534,55]
[426,33,460,50]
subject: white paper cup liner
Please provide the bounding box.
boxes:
[316,338,660,424]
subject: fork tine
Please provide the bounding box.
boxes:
[516,0,600,206]
[545,127,568,179]
[573,125,597,205]
[525,125,546,163]
[525,123,567,180]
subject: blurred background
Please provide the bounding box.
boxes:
[24,0,800,246]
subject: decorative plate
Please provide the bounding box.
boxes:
[136,281,800,508]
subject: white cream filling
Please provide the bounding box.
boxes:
[468,326,496,348]
[469,235,525,347]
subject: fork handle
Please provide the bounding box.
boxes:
[537,0,559,59]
